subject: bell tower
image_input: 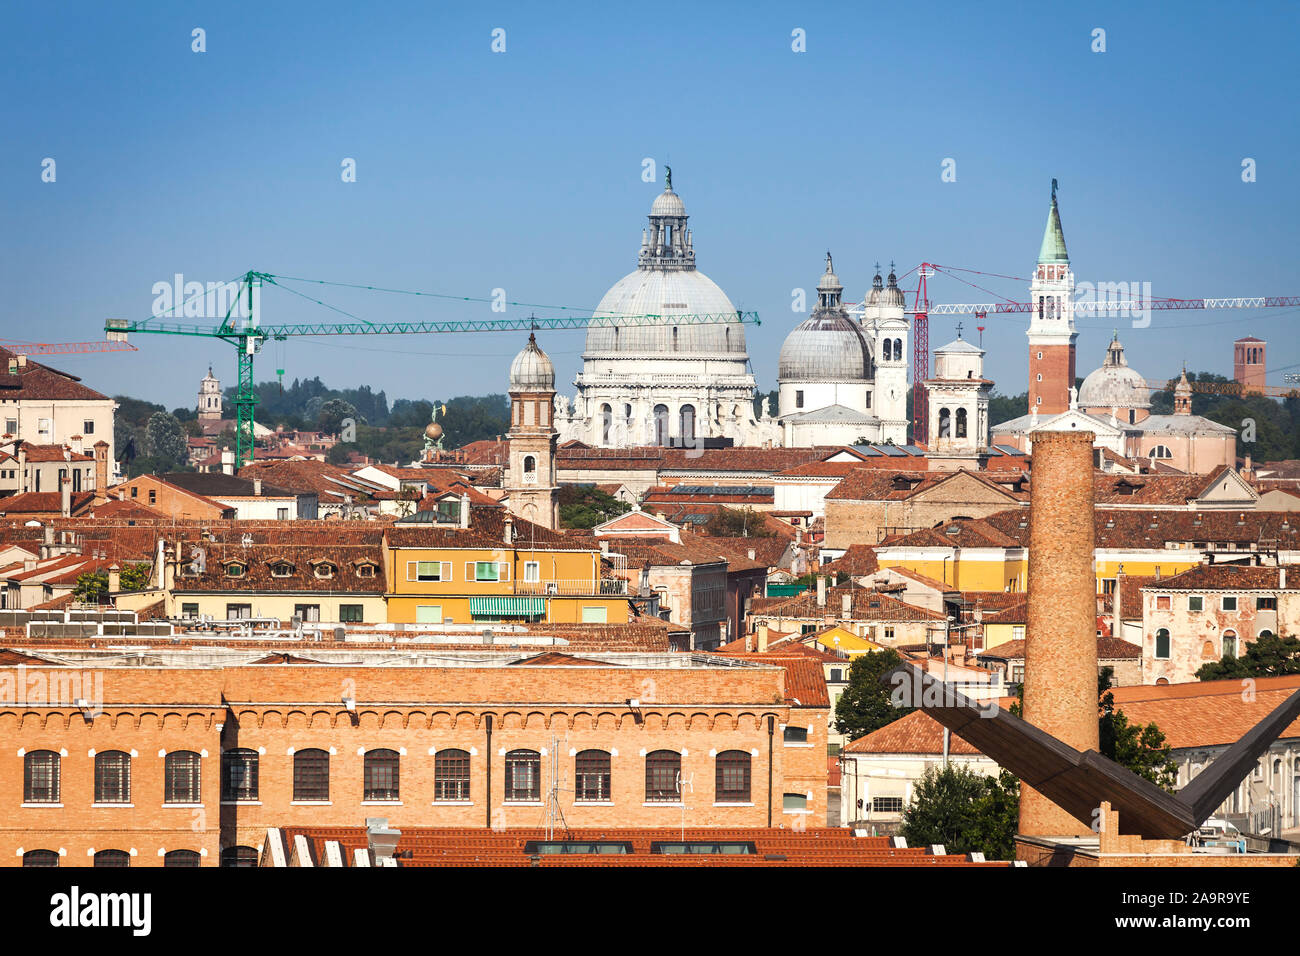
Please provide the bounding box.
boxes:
[1027,180,1077,415]
[505,334,559,529]
[198,366,223,422]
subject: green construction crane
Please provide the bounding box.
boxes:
[105,270,762,469]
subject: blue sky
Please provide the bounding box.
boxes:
[3,1,1297,411]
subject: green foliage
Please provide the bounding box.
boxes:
[557,485,630,530]
[900,765,1021,860]
[988,389,1029,427]
[702,507,774,538]
[1196,633,1300,681]
[143,412,188,470]
[834,648,912,739]
[752,388,778,419]
[1098,669,1178,791]
[72,571,108,603]
[119,563,151,591]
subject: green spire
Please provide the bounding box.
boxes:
[1037,180,1069,264]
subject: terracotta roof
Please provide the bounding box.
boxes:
[843,709,983,756]
[1109,675,1300,749]
[757,586,945,622]
[1139,564,1297,591]
[706,653,830,707]
[0,491,95,516]
[821,544,878,577]
[0,349,110,401]
[507,652,621,667]
[977,636,1141,661]
[171,542,385,594]
[159,472,298,499]
[826,468,1027,504]
[5,442,94,463]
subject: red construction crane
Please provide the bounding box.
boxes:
[1,339,138,356]
[893,262,1300,444]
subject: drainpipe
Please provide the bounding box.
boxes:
[767,715,775,827]
[484,714,494,829]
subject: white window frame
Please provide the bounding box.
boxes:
[409,560,451,583]
[523,561,540,583]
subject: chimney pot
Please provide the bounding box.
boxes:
[253,478,262,496]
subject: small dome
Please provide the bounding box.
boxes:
[509,333,555,390]
[650,185,686,218]
[1078,335,1150,409]
[817,253,842,292]
[880,268,906,308]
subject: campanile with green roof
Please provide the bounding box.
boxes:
[1026,179,1078,415]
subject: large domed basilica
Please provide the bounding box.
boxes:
[554,171,780,447]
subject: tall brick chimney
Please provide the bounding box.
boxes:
[1020,430,1099,838]
[92,441,109,505]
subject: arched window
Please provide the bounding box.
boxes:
[1155,628,1171,659]
[575,749,611,802]
[292,749,330,802]
[222,749,259,802]
[363,749,400,802]
[1222,630,1238,659]
[220,846,259,868]
[163,849,201,868]
[1148,445,1173,459]
[938,408,951,438]
[23,750,59,804]
[94,751,131,804]
[645,750,681,803]
[434,749,470,802]
[715,750,752,803]
[956,408,968,438]
[164,751,201,804]
[893,338,902,360]
[653,405,670,446]
[94,849,130,868]
[783,793,808,812]
[22,849,58,868]
[600,404,613,445]
[504,749,541,802]
[523,455,537,482]
[883,339,892,362]
[1259,629,1275,641]
[680,405,696,445]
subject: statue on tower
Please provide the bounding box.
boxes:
[423,403,447,458]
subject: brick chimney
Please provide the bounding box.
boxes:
[1020,430,1099,839]
[459,492,471,529]
[69,435,83,456]
[92,441,109,505]
[108,563,120,593]
[16,444,27,493]
[503,514,514,546]
[756,622,769,653]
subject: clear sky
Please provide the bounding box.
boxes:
[3,1,1297,412]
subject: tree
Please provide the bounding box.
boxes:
[702,507,774,538]
[557,485,630,530]
[1197,633,1300,681]
[317,398,361,436]
[72,571,108,603]
[834,648,912,739]
[900,764,1020,860]
[143,412,188,470]
[120,563,151,591]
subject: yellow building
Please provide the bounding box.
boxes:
[384,515,628,626]
[166,542,388,624]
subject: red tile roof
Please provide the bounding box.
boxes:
[843,709,983,756]
[0,349,110,401]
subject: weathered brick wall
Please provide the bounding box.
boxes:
[1021,430,1098,837]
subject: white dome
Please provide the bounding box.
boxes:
[650,188,686,218]
[1078,335,1150,409]
[779,314,873,382]
[585,267,746,356]
[509,333,555,390]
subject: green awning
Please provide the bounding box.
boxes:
[469,596,546,616]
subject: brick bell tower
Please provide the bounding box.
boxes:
[1026,180,1077,415]
[504,333,559,530]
